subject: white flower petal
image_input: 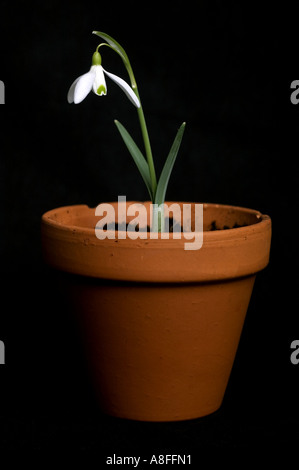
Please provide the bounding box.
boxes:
[73,70,96,104]
[67,77,80,103]
[103,68,140,108]
[91,65,107,96]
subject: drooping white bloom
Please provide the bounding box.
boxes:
[67,52,140,107]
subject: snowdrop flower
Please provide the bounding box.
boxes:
[67,51,140,107]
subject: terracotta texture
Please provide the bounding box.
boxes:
[41,202,271,421]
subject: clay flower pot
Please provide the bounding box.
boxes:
[41,201,271,422]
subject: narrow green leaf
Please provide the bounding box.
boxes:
[114,120,153,201]
[155,122,186,206]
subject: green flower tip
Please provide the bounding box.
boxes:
[92,51,102,66]
[97,84,106,95]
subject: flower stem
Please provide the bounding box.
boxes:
[122,60,157,200]
[97,37,157,201]
[135,94,157,200]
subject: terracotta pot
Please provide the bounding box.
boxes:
[41,201,271,421]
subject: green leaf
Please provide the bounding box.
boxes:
[114,120,153,201]
[154,122,186,206]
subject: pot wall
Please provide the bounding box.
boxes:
[66,274,256,421]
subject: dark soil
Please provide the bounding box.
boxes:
[101,219,246,233]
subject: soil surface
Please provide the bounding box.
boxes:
[101,219,246,232]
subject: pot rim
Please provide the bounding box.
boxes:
[41,202,271,282]
[41,201,270,243]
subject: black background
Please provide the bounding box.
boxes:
[0,0,298,462]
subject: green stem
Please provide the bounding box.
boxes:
[135,97,157,200]
[96,35,158,201]
[118,53,157,200]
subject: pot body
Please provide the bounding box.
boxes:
[41,202,271,421]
